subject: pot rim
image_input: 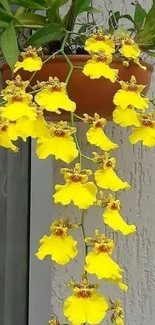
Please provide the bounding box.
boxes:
[0,54,154,72]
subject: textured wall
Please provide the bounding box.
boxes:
[51,1,155,325]
[30,1,155,325]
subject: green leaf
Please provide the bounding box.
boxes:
[78,22,95,34]
[16,13,47,28]
[26,22,65,46]
[14,6,26,17]
[0,8,17,23]
[0,21,9,28]
[108,11,120,31]
[119,14,135,26]
[48,0,68,13]
[76,0,92,15]
[47,0,66,22]
[136,5,155,46]
[10,0,48,10]
[64,0,92,31]
[134,2,146,30]
[0,0,12,14]
[47,10,62,23]
[0,22,18,69]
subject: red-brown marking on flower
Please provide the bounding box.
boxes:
[1,125,8,132]
[142,120,153,127]
[95,35,106,41]
[25,53,35,58]
[106,161,113,168]
[55,228,64,236]
[127,85,138,92]
[70,175,82,182]
[124,39,133,46]
[54,130,66,137]
[96,56,107,63]
[78,290,92,298]
[110,203,119,210]
[98,245,109,253]
[51,86,61,92]
[12,96,23,102]
[95,121,103,128]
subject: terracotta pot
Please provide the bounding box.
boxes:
[0,55,153,121]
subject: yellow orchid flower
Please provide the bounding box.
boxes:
[119,38,140,59]
[53,164,97,209]
[64,276,108,325]
[14,46,42,72]
[36,218,78,265]
[113,105,141,127]
[113,76,149,110]
[0,121,18,152]
[36,121,78,163]
[83,53,118,82]
[94,153,131,191]
[129,112,155,147]
[35,77,76,114]
[0,75,37,121]
[85,30,115,55]
[84,113,118,150]
[85,231,127,290]
[0,93,36,121]
[103,194,136,235]
[110,300,124,325]
[2,75,29,95]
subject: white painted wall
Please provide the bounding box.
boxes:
[30,1,155,325]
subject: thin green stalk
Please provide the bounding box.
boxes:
[61,31,69,50]
[65,65,74,84]
[81,154,94,162]
[71,112,82,165]
[73,113,83,121]
[80,209,88,256]
[73,66,83,70]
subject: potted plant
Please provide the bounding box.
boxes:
[1,1,155,325]
[0,0,154,118]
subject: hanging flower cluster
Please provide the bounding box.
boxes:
[0,31,153,325]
